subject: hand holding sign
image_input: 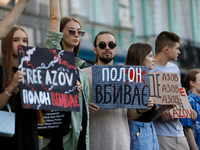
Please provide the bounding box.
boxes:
[160,110,173,121]
[76,81,82,93]
[191,109,197,121]
[160,105,177,121]
[169,88,194,118]
[12,70,25,88]
[147,97,156,107]
[138,97,156,113]
[89,102,99,113]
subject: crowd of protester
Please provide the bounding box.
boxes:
[0,0,199,150]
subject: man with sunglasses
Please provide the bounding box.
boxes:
[82,31,145,150]
[93,37,117,64]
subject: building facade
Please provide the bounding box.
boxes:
[0,0,200,69]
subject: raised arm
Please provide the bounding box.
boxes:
[44,0,62,50]
[49,0,61,32]
[0,0,30,39]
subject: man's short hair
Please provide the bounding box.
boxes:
[155,31,180,54]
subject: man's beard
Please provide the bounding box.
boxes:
[98,54,114,64]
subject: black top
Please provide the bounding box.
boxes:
[0,66,38,150]
[134,104,156,122]
[82,92,87,121]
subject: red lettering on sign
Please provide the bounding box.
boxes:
[177,109,184,117]
[162,73,167,81]
[125,69,146,85]
[50,92,79,108]
[70,94,79,107]
[173,109,179,117]
[162,95,179,103]
[179,88,185,96]
[162,73,178,81]
[185,109,193,118]
[162,95,167,103]
[172,109,193,118]
[162,84,179,93]
[162,84,167,92]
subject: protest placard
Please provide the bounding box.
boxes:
[18,46,79,111]
[92,65,149,109]
[149,72,180,104]
[169,88,193,118]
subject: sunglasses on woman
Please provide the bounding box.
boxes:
[68,29,85,37]
[97,41,117,49]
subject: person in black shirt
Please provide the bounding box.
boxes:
[0,26,40,150]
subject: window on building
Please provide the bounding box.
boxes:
[95,0,113,26]
[178,0,191,40]
[70,0,91,20]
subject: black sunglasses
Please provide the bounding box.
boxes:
[68,29,85,37]
[97,41,117,49]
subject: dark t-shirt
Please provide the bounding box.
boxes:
[0,66,38,150]
[135,105,156,122]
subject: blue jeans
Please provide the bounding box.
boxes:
[128,120,159,150]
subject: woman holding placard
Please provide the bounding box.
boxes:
[0,0,41,150]
[0,26,42,150]
[38,0,89,150]
[125,43,175,150]
[180,69,200,150]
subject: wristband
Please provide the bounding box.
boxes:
[136,109,144,114]
[4,88,12,97]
